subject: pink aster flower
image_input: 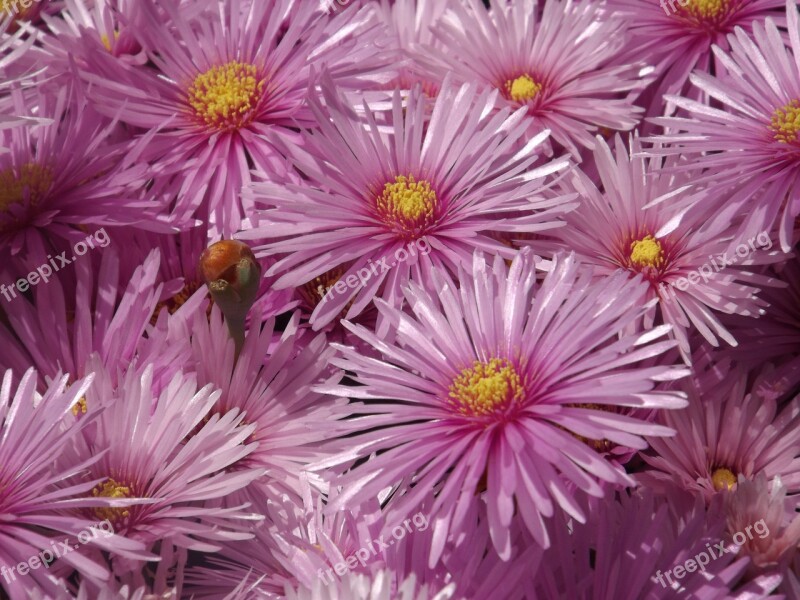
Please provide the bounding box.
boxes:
[640,357,800,502]
[313,249,688,560]
[242,75,575,330]
[607,0,784,117]
[649,1,800,251]
[78,0,396,238]
[40,0,147,68]
[0,369,131,599]
[62,363,263,565]
[0,85,167,260]
[540,135,779,361]
[0,247,189,395]
[724,473,800,573]
[181,306,347,507]
[422,0,647,156]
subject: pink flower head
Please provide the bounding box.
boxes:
[77,0,396,238]
[0,86,166,260]
[649,0,800,251]
[63,363,263,561]
[242,74,575,330]
[423,0,647,156]
[543,134,779,361]
[314,250,688,561]
[40,0,147,68]
[641,358,800,502]
[0,369,124,599]
[607,0,784,116]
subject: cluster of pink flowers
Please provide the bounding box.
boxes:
[1,0,800,597]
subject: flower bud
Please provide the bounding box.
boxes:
[199,240,262,355]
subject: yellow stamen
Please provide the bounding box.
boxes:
[449,358,525,417]
[505,74,542,103]
[301,268,345,307]
[630,235,664,269]
[91,478,133,525]
[681,0,730,18]
[0,163,54,213]
[769,100,800,144]
[711,467,737,491]
[101,31,120,52]
[375,175,437,236]
[563,403,617,452]
[71,397,87,417]
[150,281,205,325]
[188,61,265,130]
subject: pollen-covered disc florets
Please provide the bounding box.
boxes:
[188,61,265,130]
[681,0,730,19]
[712,467,737,491]
[630,235,665,269]
[91,478,134,530]
[0,163,54,213]
[375,174,438,239]
[448,358,525,417]
[770,100,800,145]
[505,74,542,103]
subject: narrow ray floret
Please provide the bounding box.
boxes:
[312,250,689,560]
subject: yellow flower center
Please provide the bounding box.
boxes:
[188,61,265,130]
[71,397,88,417]
[0,163,54,213]
[505,74,542,103]
[101,31,120,52]
[375,175,437,238]
[563,403,618,452]
[769,100,800,144]
[681,0,729,18]
[448,358,525,417]
[711,467,737,491]
[630,235,664,269]
[150,281,204,325]
[91,478,133,526]
[300,268,344,307]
